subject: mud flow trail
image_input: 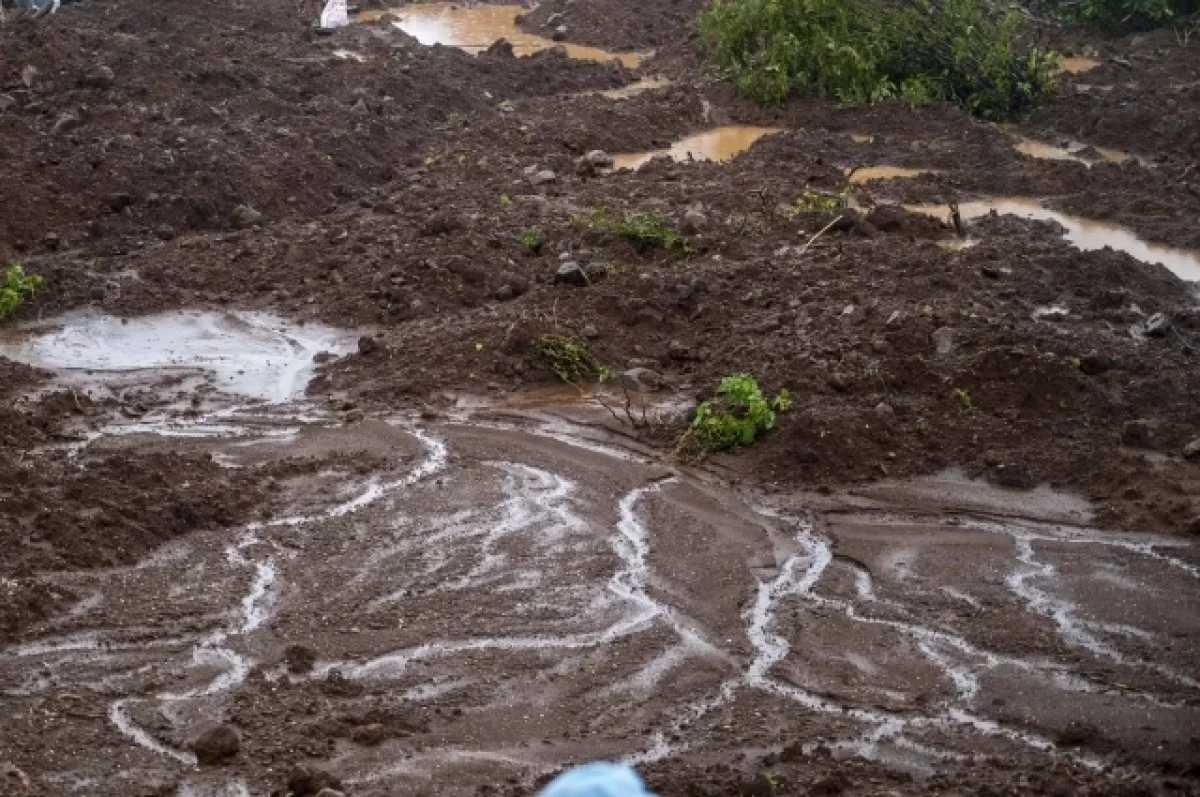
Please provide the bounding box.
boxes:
[1,317,1197,796]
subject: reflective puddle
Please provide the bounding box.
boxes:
[610,125,782,170]
[906,199,1200,283]
[357,4,646,68]
[848,166,931,183]
[1012,137,1140,167]
[1058,55,1101,74]
[0,311,357,403]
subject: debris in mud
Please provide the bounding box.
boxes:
[191,724,241,765]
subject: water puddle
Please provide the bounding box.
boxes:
[849,166,932,184]
[905,199,1200,283]
[1058,56,1101,74]
[357,4,645,68]
[0,310,357,403]
[600,76,671,100]
[1012,137,1139,167]
[610,125,782,171]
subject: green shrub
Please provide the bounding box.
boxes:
[535,334,609,384]
[0,264,44,320]
[519,228,544,253]
[684,375,790,453]
[699,0,1058,121]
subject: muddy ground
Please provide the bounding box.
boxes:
[1,0,1199,794]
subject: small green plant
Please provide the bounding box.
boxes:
[683,375,790,454]
[586,207,691,253]
[535,334,608,384]
[953,387,973,410]
[795,189,847,212]
[1,264,44,320]
[518,227,544,253]
[499,193,513,208]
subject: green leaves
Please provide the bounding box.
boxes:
[535,335,608,384]
[0,264,44,321]
[685,375,790,453]
[699,0,1058,121]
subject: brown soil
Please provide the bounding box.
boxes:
[1,0,1199,794]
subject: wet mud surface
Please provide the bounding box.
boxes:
[1,0,1199,793]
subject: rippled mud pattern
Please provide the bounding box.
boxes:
[1,396,1197,796]
[2,0,1200,793]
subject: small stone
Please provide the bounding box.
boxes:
[668,340,691,361]
[551,24,568,41]
[980,264,1003,279]
[351,723,387,747]
[1120,420,1152,448]
[1078,352,1112,376]
[1145,312,1170,337]
[315,790,345,797]
[52,111,81,134]
[828,373,851,392]
[555,261,588,287]
[230,204,262,230]
[617,368,663,393]
[0,94,16,113]
[581,324,600,339]
[286,765,343,797]
[932,326,955,356]
[493,284,515,301]
[874,402,894,418]
[82,65,116,89]
[530,169,557,185]
[108,192,135,212]
[344,408,365,424]
[1183,439,1200,460]
[43,232,61,250]
[583,149,612,167]
[191,725,240,765]
[357,335,379,355]
[284,644,317,673]
[681,208,707,234]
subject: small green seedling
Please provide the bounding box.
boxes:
[519,227,544,253]
[795,189,847,212]
[953,387,973,410]
[0,264,45,320]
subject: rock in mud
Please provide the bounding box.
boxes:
[485,38,514,57]
[357,336,378,356]
[530,169,557,186]
[0,94,16,113]
[493,272,530,301]
[1144,312,1170,337]
[681,207,707,234]
[1120,420,1152,448]
[555,262,588,287]
[1183,439,1200,460]
[351,722,388,746]
[1079,352,1113,376]
[191,724,240,765]
[286,765,344,796]
[576,149,613,176]
[932,327,955,357]
[668,340,691,361]
[81,65,116,89]
[284,643,317,673]
[617,367,663,392]
[231,204,263,230]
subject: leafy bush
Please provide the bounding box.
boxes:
[1047,0,1198,32]
[795,189,847,212]
[1,264,44,320]
[699,0,1058,121]
[535,334,609,384]
[684,375,790,453]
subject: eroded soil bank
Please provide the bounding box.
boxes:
[1,0,1198,794]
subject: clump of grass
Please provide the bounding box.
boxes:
[1,264,45,320]
[699,0,1058,121]
[794,189,848,212]
[681,374,790,455]
[585,207,691,253]
[518,227,544,253]
[535,334,609,384]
